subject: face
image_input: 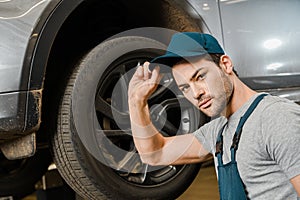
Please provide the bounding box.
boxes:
[172,57,233,117]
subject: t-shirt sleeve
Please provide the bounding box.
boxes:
[193,117,227,154]
[193,124,213,153]
[262,100,300,179]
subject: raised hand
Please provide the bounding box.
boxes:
[128,62,163,104]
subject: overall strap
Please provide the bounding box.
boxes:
[231,93,268,153]
[215,93,268,163]
[215,123,227,165]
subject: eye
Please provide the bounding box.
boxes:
[180,85,190,93]
[196,73,206,81]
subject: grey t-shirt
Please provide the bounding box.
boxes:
[193,93,300,199]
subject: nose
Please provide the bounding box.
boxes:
[190,83,204,100]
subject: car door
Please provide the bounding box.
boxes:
[219,0,300,96]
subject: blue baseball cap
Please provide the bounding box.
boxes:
[151,32,225,70]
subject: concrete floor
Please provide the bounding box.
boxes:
[23,164,219,200]
[178,164,219,200]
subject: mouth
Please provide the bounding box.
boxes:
[198,98,212,109]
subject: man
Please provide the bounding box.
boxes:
[128,32,300,199]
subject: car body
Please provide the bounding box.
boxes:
[0,0,299,199]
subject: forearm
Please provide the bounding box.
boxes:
[128,98,165,162]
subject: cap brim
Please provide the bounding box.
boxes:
[150,55,182,72]
[150,49,212,67]
[150,52,210,73]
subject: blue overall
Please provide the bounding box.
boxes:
[215,94,267,200]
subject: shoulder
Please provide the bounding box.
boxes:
[258,94,300,138]
[193,116,227,137]
[259,94,300,117]
[201,116,227,132]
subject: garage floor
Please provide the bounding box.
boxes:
[23,164,219,200]
[178,163,219,200]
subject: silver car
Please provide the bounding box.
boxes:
[0,0,299,199]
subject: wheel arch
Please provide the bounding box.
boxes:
[24,0,206,91]
[22,0,84,91]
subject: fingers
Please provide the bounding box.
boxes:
[150,65,163,84]
[143,62,151,80]
[142,62,162,83]
[134,62,151,80]
[136,65,143,77]
[134,61,162,83]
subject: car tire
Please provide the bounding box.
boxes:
[52,36,204,200]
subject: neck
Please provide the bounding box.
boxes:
[223,77,257,118]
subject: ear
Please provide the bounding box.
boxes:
[219,55,233,74]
